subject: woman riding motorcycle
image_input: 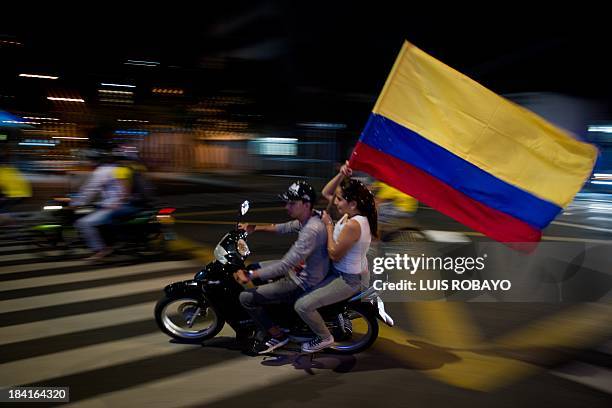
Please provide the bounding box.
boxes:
[294,161,378,353]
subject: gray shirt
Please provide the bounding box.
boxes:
[256,215,329,289]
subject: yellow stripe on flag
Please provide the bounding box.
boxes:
[373,41,597,208]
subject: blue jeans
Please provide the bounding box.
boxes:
[75,205,139,252]
[75,209,114,252]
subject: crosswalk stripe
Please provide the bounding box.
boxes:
[0,272,193,313]
[0,302,156,345]
[0,249,89,263]
[64,350,304,408]
[0,244,37,253]
[1,260,198,291]
[0,260,89,275]
[552,362,612,395]
[551,339,612,395]
[0,330,232,386]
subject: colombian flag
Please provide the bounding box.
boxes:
[350,41,598,243]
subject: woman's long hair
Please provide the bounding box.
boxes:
[340,178,378,238]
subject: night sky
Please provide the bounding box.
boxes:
[2,2,610,126]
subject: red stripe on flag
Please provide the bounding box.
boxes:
[350,142,542,243]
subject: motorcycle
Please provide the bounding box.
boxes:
[154,201,394,354]
[31,196,176,256]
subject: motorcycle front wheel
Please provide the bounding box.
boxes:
[154,295,224,343]
[328,302,379,354]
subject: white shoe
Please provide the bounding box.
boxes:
[257,336,289,354]
[301,335,334,353]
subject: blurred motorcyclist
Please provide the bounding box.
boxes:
[373,181,418,241]
[71,149,137,261]
[113,146,155,210]
[0,151,32,226]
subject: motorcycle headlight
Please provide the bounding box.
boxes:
[237,239,250,258]
[213,244,228,264]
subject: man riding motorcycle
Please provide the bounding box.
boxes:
[71,149,138,261]
[0,151,32,227]
[235,181,328,354]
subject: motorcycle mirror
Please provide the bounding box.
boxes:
[240,200,250,216]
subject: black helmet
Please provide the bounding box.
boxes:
[278,181,316,203]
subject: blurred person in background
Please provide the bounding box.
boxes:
[373,180,418,241]
[293,161,377,353]
[0,150,32,226]
[71,149,135,261]
[113,146,155,210]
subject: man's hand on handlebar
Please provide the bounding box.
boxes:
[233,269,251,284]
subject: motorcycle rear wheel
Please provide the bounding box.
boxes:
[328,303,379,354]
[154,295,224,343]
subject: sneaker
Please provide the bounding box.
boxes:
[301,335,334,353]
[256,335,290,354]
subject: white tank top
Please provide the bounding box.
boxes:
[332,214,371,274]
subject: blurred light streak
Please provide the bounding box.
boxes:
[297,122,347,129]
[100,83,136,88]
[23,130,60,136]
[588,126,612,133]
[586,217,612,222]
[100,98,134,103]
[258,137,297,142]
[152,88,184,95]
[19,74,59,79]
[114,130,148,135]
[2,120,41,125]
[47,97,85,102]
[23,116,60,121]
[19,142,56,146]
[51,136,88,140]
[592,173,612,180]
[98,89,134,95]
[125,60,159,67]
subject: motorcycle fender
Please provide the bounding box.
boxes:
[163,280,201,298]
[375,297,395,327]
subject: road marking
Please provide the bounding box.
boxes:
[550,221,612,233]
[175,225,612,245]
[552,362,612,395]
[406,302,482,349]
[0,273,194,314]
[177,207,283,217]
[167,238,214,264]
[0,260,89,275]
[462,231,612,244]
[541,236,612,244]
[378,302,612,391]
[1,260,198,291]
[0,323,238,386]
[0,302,157,345]
[0,332,194,385]
[65,352,305,408]
[0,244,37,253]
[0,249,89,263]
[175,220,239,226]
[175,220,270,227]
